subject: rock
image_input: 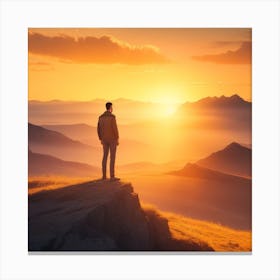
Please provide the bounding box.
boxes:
[28,179,214,251]
[28,180,150,251]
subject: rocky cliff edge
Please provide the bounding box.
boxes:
[28,180,213,251]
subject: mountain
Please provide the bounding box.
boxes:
[169,162,250,183]
[28,149,99,177]
[28,123,99,165]
[29,123,94,147]
[174,94,252,131]
[42,123,96,143]
[177,94,251,112]
[196,142,251,177]
[194,94,250,108]
[28,180,213,251]
[167,159,251,230]
[166,143,252,230]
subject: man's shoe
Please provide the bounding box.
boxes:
[101,176,107,180]
[110,177,120,181]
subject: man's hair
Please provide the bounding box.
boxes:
[106,102,112,110]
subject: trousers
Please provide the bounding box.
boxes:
[102,141,117,178]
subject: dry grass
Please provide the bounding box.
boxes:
[142,203,252,252]
[28,176,94,195]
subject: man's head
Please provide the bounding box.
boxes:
[106,102,113,112]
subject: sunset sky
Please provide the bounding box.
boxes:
[28,28,251,103]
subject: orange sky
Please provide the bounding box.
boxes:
[28,28,251,103]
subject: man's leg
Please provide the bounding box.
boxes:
[102,142,110,178]
[109,142,117,178]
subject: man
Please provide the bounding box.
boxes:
[97,102,120,181]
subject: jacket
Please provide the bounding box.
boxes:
[97,111,119,142]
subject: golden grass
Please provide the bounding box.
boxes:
[142,203,252,252]
[28,176,94,195]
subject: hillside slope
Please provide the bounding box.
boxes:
[160,209,251,252]
[28,123,99,164]
[169,162,250,183]
[28,122,92,147]
[28,149,99,177]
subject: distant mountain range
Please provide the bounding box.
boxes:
[196,142,251,177]
[29,149,99,177]
[29,94,250,109]
[29,94,251,125]
[28,94,252,167]
[42,123,96,142]
[169,142,252,180]
[28,123,99,165]
[177,94,251,112]
[29,123,94,148]
[174,94,251,131]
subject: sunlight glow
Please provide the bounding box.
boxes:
[160,102,179,116]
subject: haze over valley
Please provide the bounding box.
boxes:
[29,94,252,231]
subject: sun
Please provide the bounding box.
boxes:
[154,94,181,116]
[146,86,185,117]
[155,97,181,117]
[161,103,179,116]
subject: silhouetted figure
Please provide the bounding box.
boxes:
[97,102,120,181]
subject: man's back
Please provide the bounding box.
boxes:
[97,111,119,143]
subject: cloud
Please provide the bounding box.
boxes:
[29,61,54,71]
[210,41,242,48]
[192,41,251,64]
[28,32,168,65]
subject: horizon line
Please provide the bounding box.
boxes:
[28,94,251,104]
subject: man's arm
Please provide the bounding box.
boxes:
[112,116,119,141]
[97,118,102,140]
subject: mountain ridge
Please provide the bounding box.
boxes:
[182,94,251,107]
[168,142,251,180]
[196,142,251,177]
[28,94,251,105]
[28,149,99,177]
[28,122,99,165]
[169,162,250,183]
[28,123,94,148]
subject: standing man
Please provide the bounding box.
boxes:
[97,102,120,181]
